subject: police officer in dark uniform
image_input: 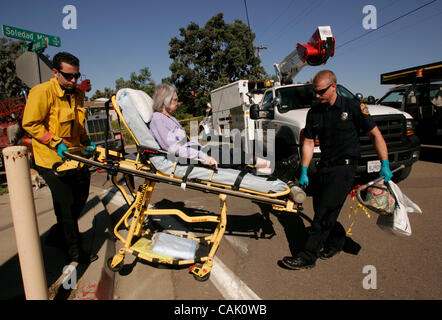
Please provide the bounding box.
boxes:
[282,70,393,270]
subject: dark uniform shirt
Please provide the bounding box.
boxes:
[303,94,376,162]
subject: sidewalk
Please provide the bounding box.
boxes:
[0,176,122,300]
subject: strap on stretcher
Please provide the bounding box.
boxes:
[232,166,253,191]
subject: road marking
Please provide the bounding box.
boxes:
[225,235,249,255]
[100,187,261,300]
[211,257,261,300]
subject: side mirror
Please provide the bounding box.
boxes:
[272,97,281,106]
[367,96,376,104]
[249,104,274,120]
[355,93,363,101]
[249,104,260,120]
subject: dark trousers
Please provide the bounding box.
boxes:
[299,164,356,263]
[36,165,91,257]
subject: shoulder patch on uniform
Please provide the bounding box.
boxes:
[360,103,370,115]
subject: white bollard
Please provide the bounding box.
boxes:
[2,146,48,300]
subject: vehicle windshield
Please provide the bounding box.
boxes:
[336,84,357,100]
[377,88,407,109]
[275,84,357,112]
[275,85,316,112]
[377,83,442,109]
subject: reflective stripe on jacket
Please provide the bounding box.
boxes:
[22,77,89,168]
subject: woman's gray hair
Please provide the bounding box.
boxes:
[152,83,177,112]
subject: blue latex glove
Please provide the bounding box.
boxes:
[85,140,96,152]
[299,166,309,187]
[380,159,393,182]
[57,142,69,159]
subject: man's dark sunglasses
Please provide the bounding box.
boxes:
[313,83,332,95]
[58,70,81,81]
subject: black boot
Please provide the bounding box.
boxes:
[68,245,98,264]
[281,256,315,270]
[319,247,341,260]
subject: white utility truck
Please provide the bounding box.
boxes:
[208,26,420,184]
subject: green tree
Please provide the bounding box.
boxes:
[0,38,28,100]
[115,67,155,96]
[167,13,267,116]
[91,66,155,100]
[90,87,116,100]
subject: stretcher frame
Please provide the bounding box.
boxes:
[58,95,304,281]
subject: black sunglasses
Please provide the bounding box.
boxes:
[58,70,81,81]
[314,83,333,95]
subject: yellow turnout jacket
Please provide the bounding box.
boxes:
[22,77,89,168]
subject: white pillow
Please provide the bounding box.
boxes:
[116,88,153,123]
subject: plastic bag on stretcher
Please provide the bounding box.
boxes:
[376,180,422,237]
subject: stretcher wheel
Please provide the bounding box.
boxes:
[193,272,210,282]
[190,264,211,282]
[107,257,123,272]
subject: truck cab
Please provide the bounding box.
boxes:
[376,83,442,145]
[377,61,442,145]
[250,82,420,184]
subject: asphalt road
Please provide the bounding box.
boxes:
[88,145,441,301]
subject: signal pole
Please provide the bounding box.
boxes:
[256,46,268,59]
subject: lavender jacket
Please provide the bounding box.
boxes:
[148,112,207,160]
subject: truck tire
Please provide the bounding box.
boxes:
[275,139,296,161]
[273,140,301,182]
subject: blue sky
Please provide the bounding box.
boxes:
[1,0,441,100]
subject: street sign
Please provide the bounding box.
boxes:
[31,38,48,52]
[2,24,61,47]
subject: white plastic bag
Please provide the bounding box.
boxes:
[150,232,198,260]
[376,180,422,237]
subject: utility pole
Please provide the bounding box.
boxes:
[256,46,268,59]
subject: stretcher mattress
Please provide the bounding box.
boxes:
[115,88,287,194]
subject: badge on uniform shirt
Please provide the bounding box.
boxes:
[360,103,370,115]
[341,112,348,120]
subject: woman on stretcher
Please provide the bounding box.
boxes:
[149,83,272,174]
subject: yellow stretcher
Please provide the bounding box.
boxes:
[56,89,306,281]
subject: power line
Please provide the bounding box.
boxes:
[337,8,442,56]
[244,0,251,29]
[259,0,296,40]
[266,0,324,45]
[336,0,438,50]
[335,0,402,40]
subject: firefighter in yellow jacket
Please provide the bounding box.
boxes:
[22,52,97,264]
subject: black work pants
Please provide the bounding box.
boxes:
[299,164,356,263]
[36,165,91,257]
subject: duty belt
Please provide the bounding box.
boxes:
[319,158,357,167]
